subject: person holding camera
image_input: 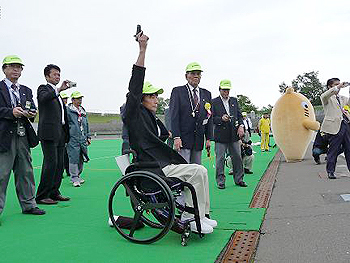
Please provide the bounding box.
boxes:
[36,64,71,205]
[212,80,246,189]
[0,55,45,217]
[320,78,350,179]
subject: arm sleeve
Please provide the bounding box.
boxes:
[37,85,57,104]
[124,65,145,125]
[169,88,181,138]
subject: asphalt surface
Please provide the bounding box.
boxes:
[254,144,350,263]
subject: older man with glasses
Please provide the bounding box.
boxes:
[0,55,45,219]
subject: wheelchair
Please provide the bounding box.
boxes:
[108,152,205,246]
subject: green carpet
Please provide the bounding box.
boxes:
[0,134,277,263]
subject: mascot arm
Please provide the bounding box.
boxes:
[302,119,320,131]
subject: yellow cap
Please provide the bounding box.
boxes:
[143,81,164,95]
[71,91,84,99]
[2,55,24,66]
[185,62,202,72]
[59,92,69,99]
[242,112,247,116]
[219,79,232,89]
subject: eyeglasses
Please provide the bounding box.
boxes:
[6,64,23,70]
[188,71,202,76]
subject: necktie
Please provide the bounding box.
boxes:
[336,95,349,123]
[10,84,20,107]
[193,88,199,111]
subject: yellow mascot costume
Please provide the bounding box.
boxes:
[271,87,320,162]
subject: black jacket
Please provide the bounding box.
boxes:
[124,65,187,175]
[212,96,243,143]
[0,80,36,152]
[169,85,213,151]
[37,84,69,142]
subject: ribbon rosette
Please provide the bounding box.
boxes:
[204,102,212,117]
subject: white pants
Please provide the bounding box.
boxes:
[162,164,210,219]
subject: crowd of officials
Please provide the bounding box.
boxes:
[2,41,346,235]
[0,55,91,218]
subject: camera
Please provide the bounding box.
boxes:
[68,81,77,88]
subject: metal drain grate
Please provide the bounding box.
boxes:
[250,150,282,208]
[219,231,259,262]
[216,151,282,262]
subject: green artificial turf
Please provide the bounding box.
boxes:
[0,135,277,263]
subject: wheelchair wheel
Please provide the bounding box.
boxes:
[108,171,175,244]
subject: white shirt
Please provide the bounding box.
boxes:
[220,95,230,115]
[187,83,200,103]
[48,82,65,125]
[4,78,21,107]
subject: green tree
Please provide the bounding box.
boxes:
[258,104,273,115]
[156,97,169,115]
[237,94,258,113]
[279,71,326,106]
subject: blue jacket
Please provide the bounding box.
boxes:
[66,103,90,164]
[169,85,213,151]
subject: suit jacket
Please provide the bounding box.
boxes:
[37,84,69,142]
[320,87,350,135]
[169,85,213,151]
[0,80,36,152]
[212,96,243,143]
[124,65,186,175]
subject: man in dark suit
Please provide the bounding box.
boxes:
[212,80,246,189]
[0,55,45,217]
[36,64,71,204]
[123,32,217,233]
[169,62,213,164]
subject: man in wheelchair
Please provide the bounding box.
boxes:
[120,31,217,235]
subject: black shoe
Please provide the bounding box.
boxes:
[51,195,70,201]
[244,168,253,174]
[218,184,225,189]
[313,154,321,165]
[328,172,336,179]
[236,181,248,187]
[23,207,46,215]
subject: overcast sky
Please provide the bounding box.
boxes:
[1,0,350,113]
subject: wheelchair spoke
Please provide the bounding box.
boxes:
[129,210,142,237]
[144,202,168,210]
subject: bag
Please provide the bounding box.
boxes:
[24,120,39,148]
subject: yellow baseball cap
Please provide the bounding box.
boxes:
[59,91,69,99]
[143,81,164,95]
[71,91,84,99]
[219,79,232,89]
[2,55,24,66]
[242,112,247,116]
[185,62,202,72]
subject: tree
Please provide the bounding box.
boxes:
[156,97,169,115]
[237,94,258,113]
[258,104,273,114]
[279,71,326,106]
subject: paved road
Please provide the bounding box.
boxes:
[254,145,350,263]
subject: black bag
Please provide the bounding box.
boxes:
[24,120,39,148]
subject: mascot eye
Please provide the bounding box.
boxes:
[301,101,308,109]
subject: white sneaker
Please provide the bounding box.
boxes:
[202,217,217,228]
[189,221,213,234]
[79,178,85,184]
[108,215,119,227]
[73,181,81,187]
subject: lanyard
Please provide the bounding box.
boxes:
[186,84,200,117]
